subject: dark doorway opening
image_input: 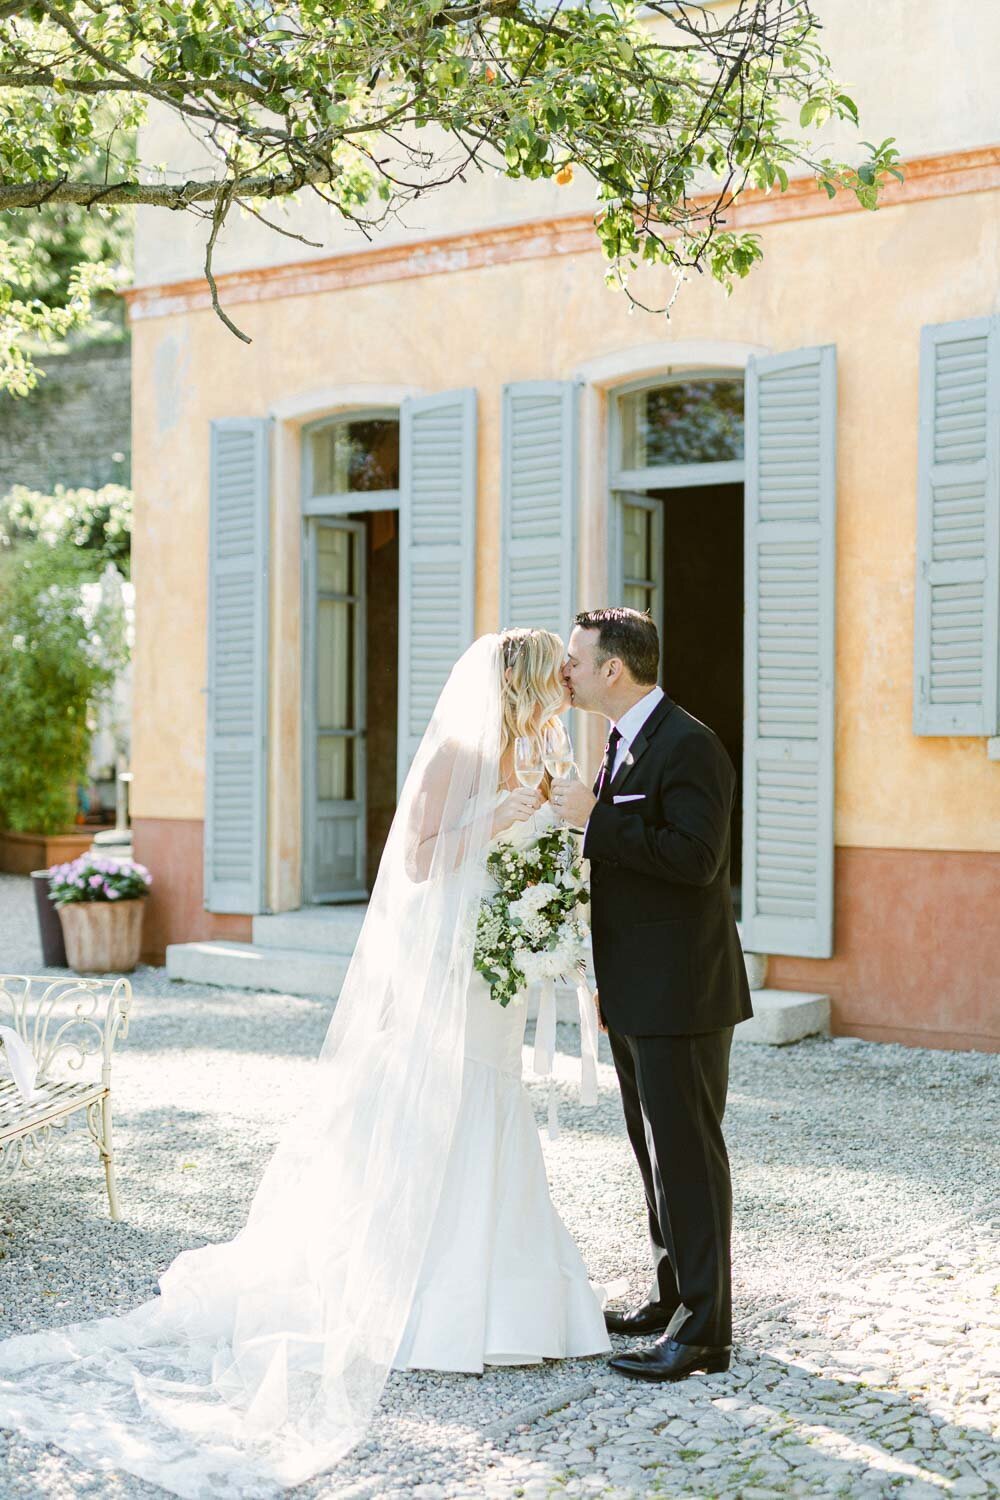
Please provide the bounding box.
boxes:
[357,509,398,893]
[651,482,744,912]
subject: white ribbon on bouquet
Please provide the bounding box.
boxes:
[531,974,601,1140]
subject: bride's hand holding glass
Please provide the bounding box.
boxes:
[494,737,544,834]
[494,784,542,834]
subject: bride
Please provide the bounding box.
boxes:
[0,629,609,1498]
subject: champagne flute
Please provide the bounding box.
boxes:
[514,736,544,790]
[542,722,576,781]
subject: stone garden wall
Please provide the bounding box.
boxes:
[0,341,131,496]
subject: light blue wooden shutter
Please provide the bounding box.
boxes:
[742,346,836,959]
[397,389,477,783]
[500,381,578,633]
[204,419,270,913]
[913,317,1000,735]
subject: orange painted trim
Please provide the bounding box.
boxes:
[124,214,598,322]
[770,845,1000,1053]
[124,144,1000,323]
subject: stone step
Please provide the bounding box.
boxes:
[165,936,592,1018]
[252,906,366,954]
[735,989,831,1046]
[166,940,351,997]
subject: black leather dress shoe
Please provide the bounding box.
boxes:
[604,1302,679,1337]
[609,1337,731,1382]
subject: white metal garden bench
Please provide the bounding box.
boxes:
[0,974,133,1220]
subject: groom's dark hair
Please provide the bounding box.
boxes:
[574,607,659,686]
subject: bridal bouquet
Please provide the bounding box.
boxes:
[474,825,590,1008]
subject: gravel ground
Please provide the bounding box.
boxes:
[0,872,997,1499]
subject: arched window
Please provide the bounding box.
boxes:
[617,373,744,475]
[305,410,400,509]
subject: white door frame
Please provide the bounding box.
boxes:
[590,346,778,943]
[264,386,420,914]
[571,341,769,776]
[299,411,401,905]
[607,368,748,648]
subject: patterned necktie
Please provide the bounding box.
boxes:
[595,726,623,802]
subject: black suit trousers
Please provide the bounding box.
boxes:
[608,1025,734,1347]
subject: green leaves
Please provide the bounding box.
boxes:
[0,538,129,835]
[799,95,828,128]
[0,0,891,340]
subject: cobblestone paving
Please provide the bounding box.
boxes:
[472,1210,1000,1499]
[0,873,997,1499]
[300,1206,999,1500]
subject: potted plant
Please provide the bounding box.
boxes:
[48,855,152,973]
[0,534,128,874]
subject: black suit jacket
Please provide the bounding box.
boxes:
[583,694,753,1037]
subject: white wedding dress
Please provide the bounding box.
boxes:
[393,799,610,1373]
[0,640,607,1497]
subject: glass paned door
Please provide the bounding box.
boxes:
[306,519,366,900]
[619,491,664,663]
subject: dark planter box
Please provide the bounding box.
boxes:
[31,869,69,967]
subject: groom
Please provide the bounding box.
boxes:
[551,607,752,1383]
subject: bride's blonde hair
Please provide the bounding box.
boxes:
[499,628,566,787]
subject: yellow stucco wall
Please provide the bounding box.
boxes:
[129,185,1000,865]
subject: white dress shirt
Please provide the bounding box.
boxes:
[609,685,665,779]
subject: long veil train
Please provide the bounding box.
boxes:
[0,635,505,1498]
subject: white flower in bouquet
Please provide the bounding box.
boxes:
[508,881,560,922]
[521,912,551,945]
[474,824,591,1008]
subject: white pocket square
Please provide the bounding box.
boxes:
[613,793,646,803]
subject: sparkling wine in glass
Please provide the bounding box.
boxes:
[514,736,544,790]
[542,722,576,780]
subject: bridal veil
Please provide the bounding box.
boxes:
[0,634,505,1497]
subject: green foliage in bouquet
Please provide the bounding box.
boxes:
[475,826,590,1008]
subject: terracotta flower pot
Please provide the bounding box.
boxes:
[57,899,146,974]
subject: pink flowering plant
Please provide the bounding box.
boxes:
[48,854,152,906]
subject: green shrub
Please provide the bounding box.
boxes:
[0,484,132,574]
[0,540,128,833]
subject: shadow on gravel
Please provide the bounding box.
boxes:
[634,1346,992,1497]
[118,987,337,1059]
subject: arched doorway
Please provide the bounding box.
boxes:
[609,370,746,912]
[301,410,400,902]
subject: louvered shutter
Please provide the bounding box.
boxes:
[742,346,836,959]
[204,419,270,913]
[397,389,477,785]
[500,381,578,633]
[913,317,1000,735]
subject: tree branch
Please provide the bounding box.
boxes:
[0,67,271,100]
[0,166,333,211]
[203,181,250,343]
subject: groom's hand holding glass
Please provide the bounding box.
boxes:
[543,721,596,827]
[550,775,596,828]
